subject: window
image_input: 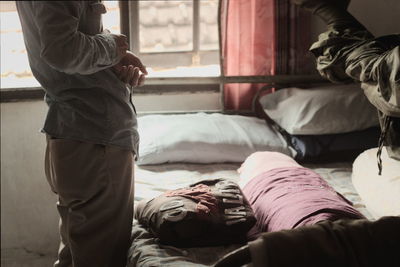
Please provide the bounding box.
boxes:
[123,0,220,78]
[0,0,220,92]
[0,1,40,89]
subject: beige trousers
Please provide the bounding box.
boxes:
[45,137,134,267]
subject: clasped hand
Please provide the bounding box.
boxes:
[111,33,148,87]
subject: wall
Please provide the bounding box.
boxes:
[310,0,400,42]
[1,101,58,266]
[349,0,400,36]
[0,92,220,266]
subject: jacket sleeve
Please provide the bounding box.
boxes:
[32,1,120,75]
[344,36,400,117]
[248,216,400,267]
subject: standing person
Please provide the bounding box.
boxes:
[16,1,147,267]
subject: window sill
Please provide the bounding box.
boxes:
[0,75,327,102]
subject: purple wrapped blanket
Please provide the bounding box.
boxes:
[243,167,364,239]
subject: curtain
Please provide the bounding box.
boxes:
[220,0,276,111]
[275,0,313,75]
[220,0,312,110]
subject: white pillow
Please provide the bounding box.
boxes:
[352,147,400,219]
[259,84,379,135]
[137,113,294,165]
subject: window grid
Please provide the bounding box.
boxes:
[126,0,214,68]
[1,0,326,105]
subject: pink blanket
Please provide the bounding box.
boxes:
[239,152,365,239]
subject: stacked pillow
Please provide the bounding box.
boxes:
[258,84,380,162]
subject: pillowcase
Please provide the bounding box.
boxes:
[352,147,400,219]
[259,84,379,135]
[291,127,381,162]
[137,113,294,165]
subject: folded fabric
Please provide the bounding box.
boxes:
[239,152,364,239]
[134,178,256,247]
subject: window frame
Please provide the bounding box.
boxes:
[1,0,325,106]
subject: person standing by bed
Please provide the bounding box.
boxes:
[16,1,147,267]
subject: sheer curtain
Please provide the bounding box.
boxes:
[220,0,312,110]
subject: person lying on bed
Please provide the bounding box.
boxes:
[238,151,365,240]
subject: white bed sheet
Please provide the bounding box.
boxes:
[129,161,372,267]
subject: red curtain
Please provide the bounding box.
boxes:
[220,0,312,110]
[220,0,276,111]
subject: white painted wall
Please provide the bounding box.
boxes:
[1,101,58,266]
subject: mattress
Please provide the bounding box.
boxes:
[128,161,373,267]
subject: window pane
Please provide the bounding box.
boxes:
[139,0,193,53]
[102,1,120,34]
[0,1,39,89]
[200,0,219,50]
[0,1,119,90]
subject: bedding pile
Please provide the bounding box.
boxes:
[129,159,373,266]
[129,107,378,266]
[137,84,381,166]
[258,84,381,162]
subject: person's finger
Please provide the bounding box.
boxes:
[133,57,148,75]
[138,74,146,87]
[138,63,148,75]
[130,67,140,87]
[131,53,147,75]
[125,65,135,84]
[119,66,128,82]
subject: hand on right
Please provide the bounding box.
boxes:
[112,51,148,87]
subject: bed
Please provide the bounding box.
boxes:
[127,83,381,266]
[128,161,373,267]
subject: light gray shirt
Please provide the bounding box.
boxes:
[16,1,139,154]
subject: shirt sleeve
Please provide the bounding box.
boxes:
[32,1,121,75]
